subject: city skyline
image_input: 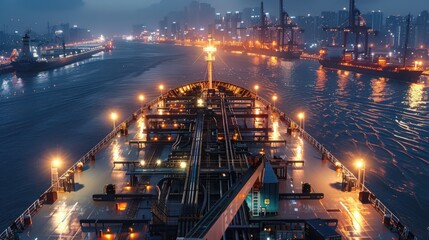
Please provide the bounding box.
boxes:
[0,0,428,34]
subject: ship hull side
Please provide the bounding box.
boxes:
[12,49,103,72]
[319,59,423,81]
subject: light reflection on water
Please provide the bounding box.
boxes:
[0,42,428,237]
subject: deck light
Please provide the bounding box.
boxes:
[51,158,61,192]
[138,94,144,113]
[159,84,164,96]
[180,162,187,169]
[254,85,259,99]
[272,95,277,108]
[355,159,365,191]
[298,112,305,134]
[111,112,118,130]
[197,98,204,107]
[156,160,161,166]
[140,160,146,166]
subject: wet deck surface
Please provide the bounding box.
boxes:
[258,113,398,239]
[17,94,398,240]
[19,117,156,240]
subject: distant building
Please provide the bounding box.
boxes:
[362,10,384,32]
[133,24,147,38]
[69,25,91,42]
[414,10,429,49]
[338,8,349,27]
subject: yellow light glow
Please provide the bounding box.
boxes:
[159,84,164,90]
[52,159,60,168]
[204,46,217,53]
[117,202,127,211]
[355,159,364,169]
[197,98,204,107]
[298,112,304,120]
[140,160,146,166]
[272,95,277,101]
[139,94,144,101]
[180,162,187,169]
[111,112,118,121]
[156,160,161,165]
[254,85,259,91]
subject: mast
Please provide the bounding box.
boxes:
[204,34,216,89]
[279,0,285,52]
[402,14,411,67]
[260,1,265,48]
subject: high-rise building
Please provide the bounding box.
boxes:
[363,10,383,32]
[385,15,407,48]
[338,8,349,27]
[414,10,429,49]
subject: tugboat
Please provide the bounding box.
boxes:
[11,32,105,72]
[319,0,423,81]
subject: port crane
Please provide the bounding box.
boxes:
[323,0,376,60]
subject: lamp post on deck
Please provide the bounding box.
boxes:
[51,159,60,192]
[272,95,277,108]
[298,112,305,134]
[111,112,118,130]
[254,85,259,99]
[355,159,365,191]
[139,94,144,113]
[159,84,164,97]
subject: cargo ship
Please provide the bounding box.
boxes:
[11,33,106,72]
[0,37,418,240]
[319,47,423,81]
[320,1,422,81]
[0,63,14,75]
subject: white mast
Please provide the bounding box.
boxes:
[204,34,216,89]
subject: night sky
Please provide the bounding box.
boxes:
[0,0,427,34]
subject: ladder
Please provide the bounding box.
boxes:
[252,189,260,217]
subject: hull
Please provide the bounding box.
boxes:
[246,48,302,60]
[319,59,423,81]
[221,45,302,60]
[12,48,103,72]
[0,64,14,75]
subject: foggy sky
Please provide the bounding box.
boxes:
[0,0,427,35]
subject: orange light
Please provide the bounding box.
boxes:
[117,202,127,211]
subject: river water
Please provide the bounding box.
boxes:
[0,41,428,237]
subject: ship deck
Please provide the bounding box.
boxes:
[14,81,399,240]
